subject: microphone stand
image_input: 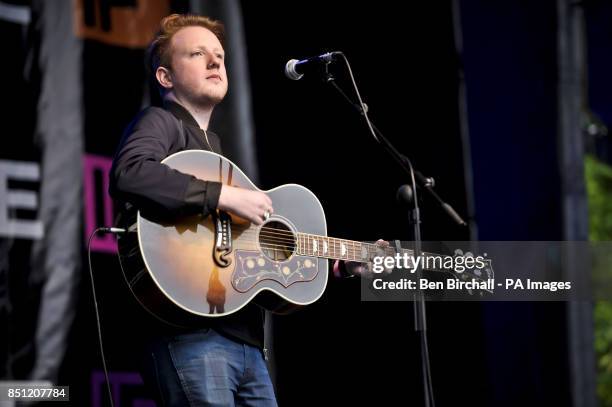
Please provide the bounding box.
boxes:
[320,56,467,407]
[322,62,467,228]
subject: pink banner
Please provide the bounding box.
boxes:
[83,154,116,253]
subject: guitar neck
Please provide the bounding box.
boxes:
[295,233,412,263]
[294,233,493,284]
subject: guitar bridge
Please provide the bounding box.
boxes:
[213,210,233,267]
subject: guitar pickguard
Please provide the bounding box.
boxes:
[232,250,319,292]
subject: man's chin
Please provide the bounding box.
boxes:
[198,92,226,106]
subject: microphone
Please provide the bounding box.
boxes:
[284,51,339,80]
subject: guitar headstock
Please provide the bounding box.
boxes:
[446,249,495,295]
[359,242,495,296]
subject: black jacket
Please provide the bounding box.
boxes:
[109,101,264,348]
[110,101,223,219]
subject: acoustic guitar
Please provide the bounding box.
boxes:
[117,150,492,326]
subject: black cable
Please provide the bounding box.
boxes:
[87,227,125,407]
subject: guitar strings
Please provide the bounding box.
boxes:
[205,227,488,268]
[229,229,368,255]
[237,225,380,249]
[194,222,397,259]
[231,235,378,261]
[240,232,368,253]
[235,228,386,255]
[233,225,385,254]
[234,227,365,244]
[207,224,491,272]
[234,225,375,248]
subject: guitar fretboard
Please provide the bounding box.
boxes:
[295,233,410,262]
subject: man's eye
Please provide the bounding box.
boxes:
[191,51,203,57]
[217,54,224,60]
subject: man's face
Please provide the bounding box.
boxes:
[166,26,228,106]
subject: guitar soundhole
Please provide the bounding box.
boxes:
[259,220,295,262]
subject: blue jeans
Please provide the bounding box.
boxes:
[139,329,277,406]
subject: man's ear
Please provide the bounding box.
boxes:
[155,66,173,91]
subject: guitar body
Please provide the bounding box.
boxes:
[117,150,328,326]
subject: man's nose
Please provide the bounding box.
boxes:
[207,56,221,69]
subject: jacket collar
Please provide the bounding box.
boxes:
[163,100,200,129]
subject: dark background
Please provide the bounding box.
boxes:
[239,2,479,406]
[3,0,611,405]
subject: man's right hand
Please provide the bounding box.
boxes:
[218,185,273,225]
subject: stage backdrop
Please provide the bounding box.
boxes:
[0,0,257,405]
